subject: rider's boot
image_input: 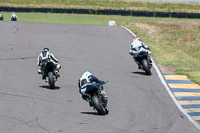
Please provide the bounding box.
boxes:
[138,64,142,69]
[38,69,42,74]
[147,56,152,63]
[82,94,93,107]
[45,77,48,82]
[42,75,45,80]
[82,94,89,101]
[89,100,93,107]
[135,60,141,69]
[39,69,45,80]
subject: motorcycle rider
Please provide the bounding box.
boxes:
[129,36,152,69]
[11,12,17,21]
[78,71,108,105]
[37,48,61,80]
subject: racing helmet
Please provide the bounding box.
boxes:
[43,48,49,51]
[134,36,141,41]
[42,48,50,58]
[82,71,92,78]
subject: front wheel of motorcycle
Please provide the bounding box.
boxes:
[142,59,151,75]
[48,72,55,89]
[92,95,107,115]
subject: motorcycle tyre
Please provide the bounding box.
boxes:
[48,72,55,89]
[142,59,151,75]
[92,95,107,115]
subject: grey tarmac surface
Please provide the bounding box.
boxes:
[0,21,199,133]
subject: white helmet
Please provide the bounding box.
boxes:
[82,71,92,78]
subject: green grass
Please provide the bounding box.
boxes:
[1,12,200,84]
[2,12,136,25]
[1,12,178,25]
[129,21,200,84]
[0,0,200,13]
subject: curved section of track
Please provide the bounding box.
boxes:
[0,22,199,133]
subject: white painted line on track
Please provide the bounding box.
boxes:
[121,26,137,37]
[121,26,200,130]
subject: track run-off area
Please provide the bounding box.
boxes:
[0,22,199,133]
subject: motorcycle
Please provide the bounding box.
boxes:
[135,51,152,75]
[11,17,17,21]
[41,60,59,89]
[86,82,109,115]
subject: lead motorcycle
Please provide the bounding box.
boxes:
[87,82,109,115]
[135,51,152,75]
[41,60,59,89]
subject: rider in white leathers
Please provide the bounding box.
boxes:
[37,48,61,79]
[11,12,17,21]
[129,36,152,69]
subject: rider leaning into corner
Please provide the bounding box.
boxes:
[129,36,152,69]
[78,71,108,105]
[37,48,61,80]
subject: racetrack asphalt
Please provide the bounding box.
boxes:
[0,21,199,133]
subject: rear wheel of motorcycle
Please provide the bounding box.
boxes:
[48,72,55,89]
[142,59,151,75]
[92,95,107,115]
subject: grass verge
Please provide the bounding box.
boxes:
[1,12,200,84]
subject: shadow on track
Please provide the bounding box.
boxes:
[80,112,99,116]
[131,71,148,76]
[39,85,60,90]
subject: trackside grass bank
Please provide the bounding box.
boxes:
[1,12,200,84]
[129,21,200,84]
[0,0,200,13]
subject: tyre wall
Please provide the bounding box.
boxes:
[0,6,200,19]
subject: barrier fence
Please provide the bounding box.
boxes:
[0,6,200,19]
